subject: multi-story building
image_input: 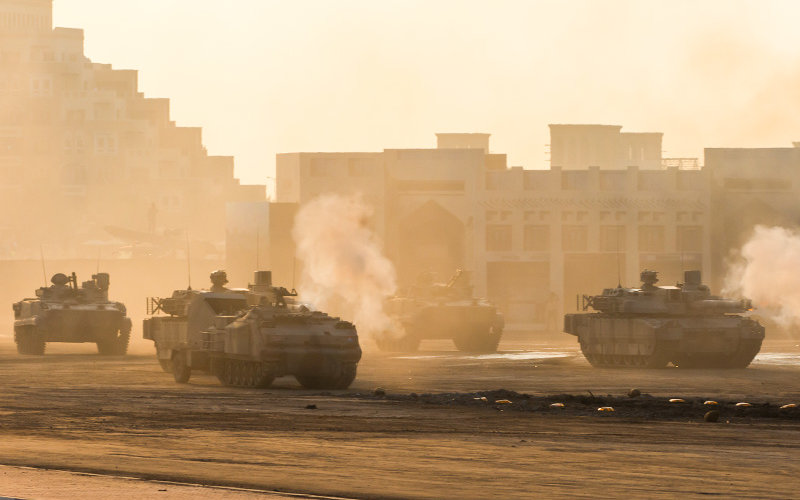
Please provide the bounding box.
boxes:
[705,144,800,288]
[262,127,711,328]
[549,124,663,170]
[0,0,263,258]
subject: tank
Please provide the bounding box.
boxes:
[563,270,765,368]
[12,272,132,355]
[143,270,362,389]
[376,269,504,353]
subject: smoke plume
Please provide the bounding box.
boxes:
[292,194,398,341]
[725,225,800,327]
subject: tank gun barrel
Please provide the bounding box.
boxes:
[688,298,752,313]
[445,269,464,288]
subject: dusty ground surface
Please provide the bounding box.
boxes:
[0,332,798,499]
[0,465,302,499]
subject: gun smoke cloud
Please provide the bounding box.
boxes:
[725,225,800,327]
[292,194,398,341]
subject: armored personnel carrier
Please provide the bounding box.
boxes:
[13,272,131,355]
[376,270,504,353]
[564,270,764,369]
[143,270,361,389]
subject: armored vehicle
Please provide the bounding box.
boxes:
[376,270,504,353]
[13,272,131,355]
[143,270,361,389]
[564,270,764,368]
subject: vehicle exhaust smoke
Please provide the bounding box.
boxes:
[292,193,399,341]
[725,225,800,327]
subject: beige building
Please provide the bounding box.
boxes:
[705,144,800,288]
[0,0,263,258]
[549,124,663,170]
[269,127,710,328]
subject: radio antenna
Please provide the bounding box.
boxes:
[680,249,686,274]
[292,254,297,290]
[616,226,622,288]
[186,232,192,290]
[40,245,47,287]
[96,247,101,274]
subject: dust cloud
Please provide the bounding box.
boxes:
[292,194,399,342]
[725,225,800,327]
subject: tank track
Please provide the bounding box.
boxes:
[215,359,275,388]
[579,340,670,368]
[579,338,763,369]
[295,362,358,390]
[14,325,46,355]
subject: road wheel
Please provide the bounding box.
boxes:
[158,358,173,373]
[296,362,358,390]
[255,363,275,388]
[453,325,502,353]
[154,342,173,372]
[579,340,602,367]
[725,339,763,369]
[172,350,191,383]
[215,359,233,386]
[334,362,358,389]
[15,326,46,355]
[97,325,131,355]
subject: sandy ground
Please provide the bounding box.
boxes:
[0,466,305,500]
[0,332,798,499]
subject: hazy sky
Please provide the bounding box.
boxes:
[53,0,800,189]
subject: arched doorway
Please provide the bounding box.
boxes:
[394,201,465,285]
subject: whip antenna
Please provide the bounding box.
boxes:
[292,254,297,291]
[40,245,47,286]
[186,232,191,290]
[616,226,622,288]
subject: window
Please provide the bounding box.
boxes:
[599,226,626,252]
[94,134,117,154]
[599,172,625,191]
[677,226,703,252]
[347,158,372,176]
[562,225,588,252]
[639,226,665,252]
[486,225,512,251]
[562,171,588,190]
[523,225,549,251]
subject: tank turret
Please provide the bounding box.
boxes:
[378,269,504,353]
[564,270,764,369]
[583,270,753,316]
[246,271,298,308]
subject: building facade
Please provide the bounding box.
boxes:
[705,145,800,288]
[0,0,263,258]
[267,128,711,328]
